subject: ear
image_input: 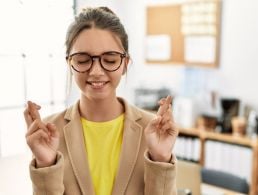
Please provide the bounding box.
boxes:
[122,57,129,75]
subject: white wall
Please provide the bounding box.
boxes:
[121,0,258,111]
[219,0,258,108]
[74,0,258,111]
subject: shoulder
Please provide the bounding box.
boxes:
[132,105,155,120]
[122,98,156,125]
[137,106,156,126]
[42,109,67,124]
[42,103,76,124]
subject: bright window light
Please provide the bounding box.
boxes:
[0,0,74,157]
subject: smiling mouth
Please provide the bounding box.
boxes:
[87,81,109,88]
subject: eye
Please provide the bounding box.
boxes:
[73,54,91,65]
[102,54,120,64]
[77,59,91,64]
[103,59,117,64]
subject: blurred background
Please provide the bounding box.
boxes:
[0,0,258,194]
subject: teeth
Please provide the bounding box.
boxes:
[90,82,106,87]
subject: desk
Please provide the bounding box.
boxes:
[202,183,246,195]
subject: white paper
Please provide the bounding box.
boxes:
[145,35,171,61]
[184,35,216,63]
[193,139,200,161]
[185,138,192,160]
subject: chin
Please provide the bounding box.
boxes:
[84,92,112,101]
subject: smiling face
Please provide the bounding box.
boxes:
[69,28,128,101]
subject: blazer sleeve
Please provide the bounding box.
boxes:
[29,151,65,195]
[144,151,177,195]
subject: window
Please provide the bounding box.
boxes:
[0,0,74,157]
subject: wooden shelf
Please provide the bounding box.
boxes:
[204,131,258,148]
[180,128,258,147]
[179,128,258,195]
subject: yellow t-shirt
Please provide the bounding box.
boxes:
[81,114,124,195]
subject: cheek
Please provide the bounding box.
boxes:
[73,74,86,87]
[117,64,126,76]
[111,72,123,85]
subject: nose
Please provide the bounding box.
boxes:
[88,58,105,76]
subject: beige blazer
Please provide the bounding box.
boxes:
[30,98,177,195]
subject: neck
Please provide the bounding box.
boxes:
[79,95,124,122]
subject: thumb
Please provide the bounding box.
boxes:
[47,123,59,138]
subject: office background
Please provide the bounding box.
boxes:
[0,0,258,194]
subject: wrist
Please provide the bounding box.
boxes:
[35,155,57,168]
[148,151,172,163]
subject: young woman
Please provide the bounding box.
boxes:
[24,7,178,195]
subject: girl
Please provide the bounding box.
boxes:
[24,7,178,195]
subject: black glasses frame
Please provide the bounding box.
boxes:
[66,51,127,73]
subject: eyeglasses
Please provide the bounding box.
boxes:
[66,51,127,73]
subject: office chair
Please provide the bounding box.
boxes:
[201,168,249,194]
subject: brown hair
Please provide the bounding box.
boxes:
[65,7,129,56]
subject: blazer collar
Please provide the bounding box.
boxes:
[112,97,143,195]
[64,97,142,122]
[63,100,94,195]
[63,98,144,195]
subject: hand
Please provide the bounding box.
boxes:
[24,101,60,168]
[144,96,178,162]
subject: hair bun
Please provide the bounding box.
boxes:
[98,7,116,15]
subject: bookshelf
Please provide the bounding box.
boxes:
[176,128,258,195]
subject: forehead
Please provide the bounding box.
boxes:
[71,28,123,54]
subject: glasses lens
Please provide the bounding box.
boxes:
[70,54,91,72]
[101,53,122,71]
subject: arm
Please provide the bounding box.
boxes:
[144,151,177,195]
[24,101,64,194]
[144,96,178,194]
[30,152,65,195]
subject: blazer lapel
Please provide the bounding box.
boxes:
[63,102,95,195]
[62,98,143,195]
[112,98,143,195]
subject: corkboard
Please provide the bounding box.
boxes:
[146,5,184,64]
[146,1,221,68]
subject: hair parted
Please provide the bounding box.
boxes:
[65,7,129,57]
